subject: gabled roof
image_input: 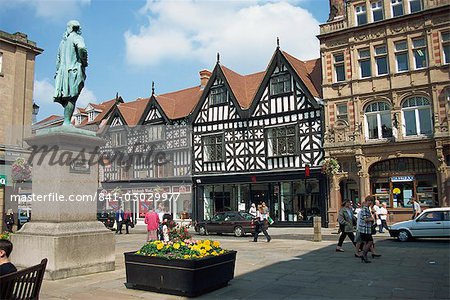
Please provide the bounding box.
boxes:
[220,66,265,109]
[117,97,150,126]
[281,51,322,98]
[84,97,122,125]
[155,86,203,120]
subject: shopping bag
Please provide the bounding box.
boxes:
[112,220,117,230]
[267,216,274,225]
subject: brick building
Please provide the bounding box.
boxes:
[318,0,450,225]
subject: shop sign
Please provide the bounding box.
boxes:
[391,176,414,182]
[0,175,6,186]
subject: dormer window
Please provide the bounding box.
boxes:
[210,86,227,105]
[88,111,95,122]
[270,73,291,96]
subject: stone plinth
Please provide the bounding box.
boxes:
[11,128,115,280]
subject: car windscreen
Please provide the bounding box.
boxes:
[239,212,253,221]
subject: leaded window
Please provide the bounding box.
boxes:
[203,134,224,162]
[267,125,296,157]
[210,86,227,105]
[270,73,291,96]
[364,102,393,139]
[402,97,432,136]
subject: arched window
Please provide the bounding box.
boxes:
[364,102,392,140]
[401,97,432,136]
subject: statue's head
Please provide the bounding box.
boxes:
[66,20,81,35]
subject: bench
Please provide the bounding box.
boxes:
[0,258,47,300]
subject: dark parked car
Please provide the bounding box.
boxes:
[97,210,115,230]
[194,211,255,237]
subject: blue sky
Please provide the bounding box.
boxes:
[0,0,329,121]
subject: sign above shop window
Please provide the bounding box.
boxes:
[0,174,6,186]
[391,176,414,182]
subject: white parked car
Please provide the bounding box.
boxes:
[389,207,450,242]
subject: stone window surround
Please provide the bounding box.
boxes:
[363,101,393,140]
[401,96,433,137]
[333,52,346,83]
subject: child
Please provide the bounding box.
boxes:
[0,239,17,276]
[162,219,170,242]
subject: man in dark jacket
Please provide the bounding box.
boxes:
[115,208,124,234]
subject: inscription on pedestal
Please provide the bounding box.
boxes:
[69,159,91,174]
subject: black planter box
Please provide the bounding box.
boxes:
[124,250,237,297]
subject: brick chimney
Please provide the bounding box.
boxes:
[199,69,212,89]
[327,0,346,22]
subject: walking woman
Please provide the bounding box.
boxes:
[358,195,375,263]
[252,205,271,242]
[336,200,356,252]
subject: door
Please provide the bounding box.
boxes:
[410,211,444,237]
[443,211,450,237]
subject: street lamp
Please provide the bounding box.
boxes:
[32,102,39,123]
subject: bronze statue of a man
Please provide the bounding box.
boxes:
[54,20,88,126]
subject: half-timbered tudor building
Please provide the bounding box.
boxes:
[191,48,327,226]
[99,84,203,223]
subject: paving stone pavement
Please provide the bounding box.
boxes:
[38,228,450,300]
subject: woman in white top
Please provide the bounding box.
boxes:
[249,203,257,218]
[378,203,389,233]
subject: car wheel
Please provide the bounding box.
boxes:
[398,230,410,242]
[234,226,244,237]
[198,225,208,236]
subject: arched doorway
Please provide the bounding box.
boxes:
[369,158,438,209]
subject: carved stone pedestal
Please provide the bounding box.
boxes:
[11,128,115,280]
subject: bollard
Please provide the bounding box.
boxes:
[313,216,322,242]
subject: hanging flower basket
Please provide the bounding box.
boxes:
[321,158,340,176]
[11,158,32,183]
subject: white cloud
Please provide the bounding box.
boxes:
[125,0,319,73]
[8,0,90,21]
[34,78,97,108]
[34,78,54,104]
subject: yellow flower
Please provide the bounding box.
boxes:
[200,249,207,255]
[181,242,186,246]
[183,255,190,259]
[156,243,164,250]
[205,245,212,251]
[173,243,180,250]
[213,241,220,248]
[204,240,211,246]
[219,250,224,254]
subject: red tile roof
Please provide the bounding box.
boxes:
[155,86,203,119]
[281,51,322,98]
[220,66,265,109]
[34,115,62,126]
[117,97,150,126]
[85,98,121,125]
